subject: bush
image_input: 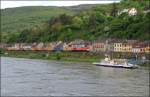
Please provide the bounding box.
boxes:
[54,52,61,60]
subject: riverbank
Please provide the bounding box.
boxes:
[0,50,102,63]
[0,50,149,68]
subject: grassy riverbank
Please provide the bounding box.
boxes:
[0,50,102,62]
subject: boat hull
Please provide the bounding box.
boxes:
[93,63,137,69]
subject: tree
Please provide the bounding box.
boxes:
[72,16,83,29]
[51,22,62,32]
[18,29,30,42]
[110,2,118,17]
[59,14,72,25]
[7,33,19,43]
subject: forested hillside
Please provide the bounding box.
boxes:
[1,0,150,43]
[1,6,76,41]
[1,4,95,34]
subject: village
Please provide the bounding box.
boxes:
[1,7,150,54]
[1,39,150,54]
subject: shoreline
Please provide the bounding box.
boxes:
[1,50,149,68]
[1,56,98,63]
[1,56,149,71]
[0,50,101,63]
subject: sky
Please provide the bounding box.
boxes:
[1,1,120,9]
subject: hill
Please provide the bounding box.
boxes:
[1,0,150,43]
[1,6,76,34]
[1,4,97,34]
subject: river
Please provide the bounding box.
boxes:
[1,57,149,96]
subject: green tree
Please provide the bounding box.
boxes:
[110,2,118,17]
[18,29,30,42]
[72,16,83,29]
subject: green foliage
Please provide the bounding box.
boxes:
[72,16,83,29]
[1,6,74,42]
[110,2,119,17]
[1,0,149,43]
[53,52,61,60]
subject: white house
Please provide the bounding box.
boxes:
[132,45,144,53]
[118,8,137,16]
[128,8,137,16]
[22,44,32,50]
[132,47,141,53]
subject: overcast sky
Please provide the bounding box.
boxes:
[1,1,120,9]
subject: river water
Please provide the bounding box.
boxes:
[1,57,149,96]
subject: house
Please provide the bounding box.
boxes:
[0,43,8,49]
[132,45,144,53]
[121,40,138,53]
[71,40,86,48]
[92,40,106,52]
[144,43,150,53]
[69,39,90,52]
[113,40,138,53]
[32,42,50,51]
[44,43,54,51]
[128,8,137,16]
[31,43,38,50]
[121,43,132,52]
[53,41,64,51]
[118,8,137,16]
[132,42,148,53]
[22,43,32,50]
[113,40,123,52]
[6,43,21,50]
[143,41,150,53]
[63,42,73,51]
[36,42,44,50]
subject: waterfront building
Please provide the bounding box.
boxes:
[69,39,90,51]
[5,44,14,50]
[63,42,73,51]
[2,39,149,54]
[106,39,116,52]
[70,39,86,48]
[113,40,123,52]
[113,40,138,53]
[0,43,10,49]
[50,42,57,50]
[141,41,150,53]
[6,43,21,50]
[144,44,150,53]
[36,42,44,50]
[92,40,106,52]
[31,43,43,51]
[20,43,32,50]
[122,42,132,52]
[131,42,148,53]
[45,43,54,51]
[31,43,38,50]
[132,45,144,53]
[32,42,55,51]
[121,40,137,53]
[53,41,64,51]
